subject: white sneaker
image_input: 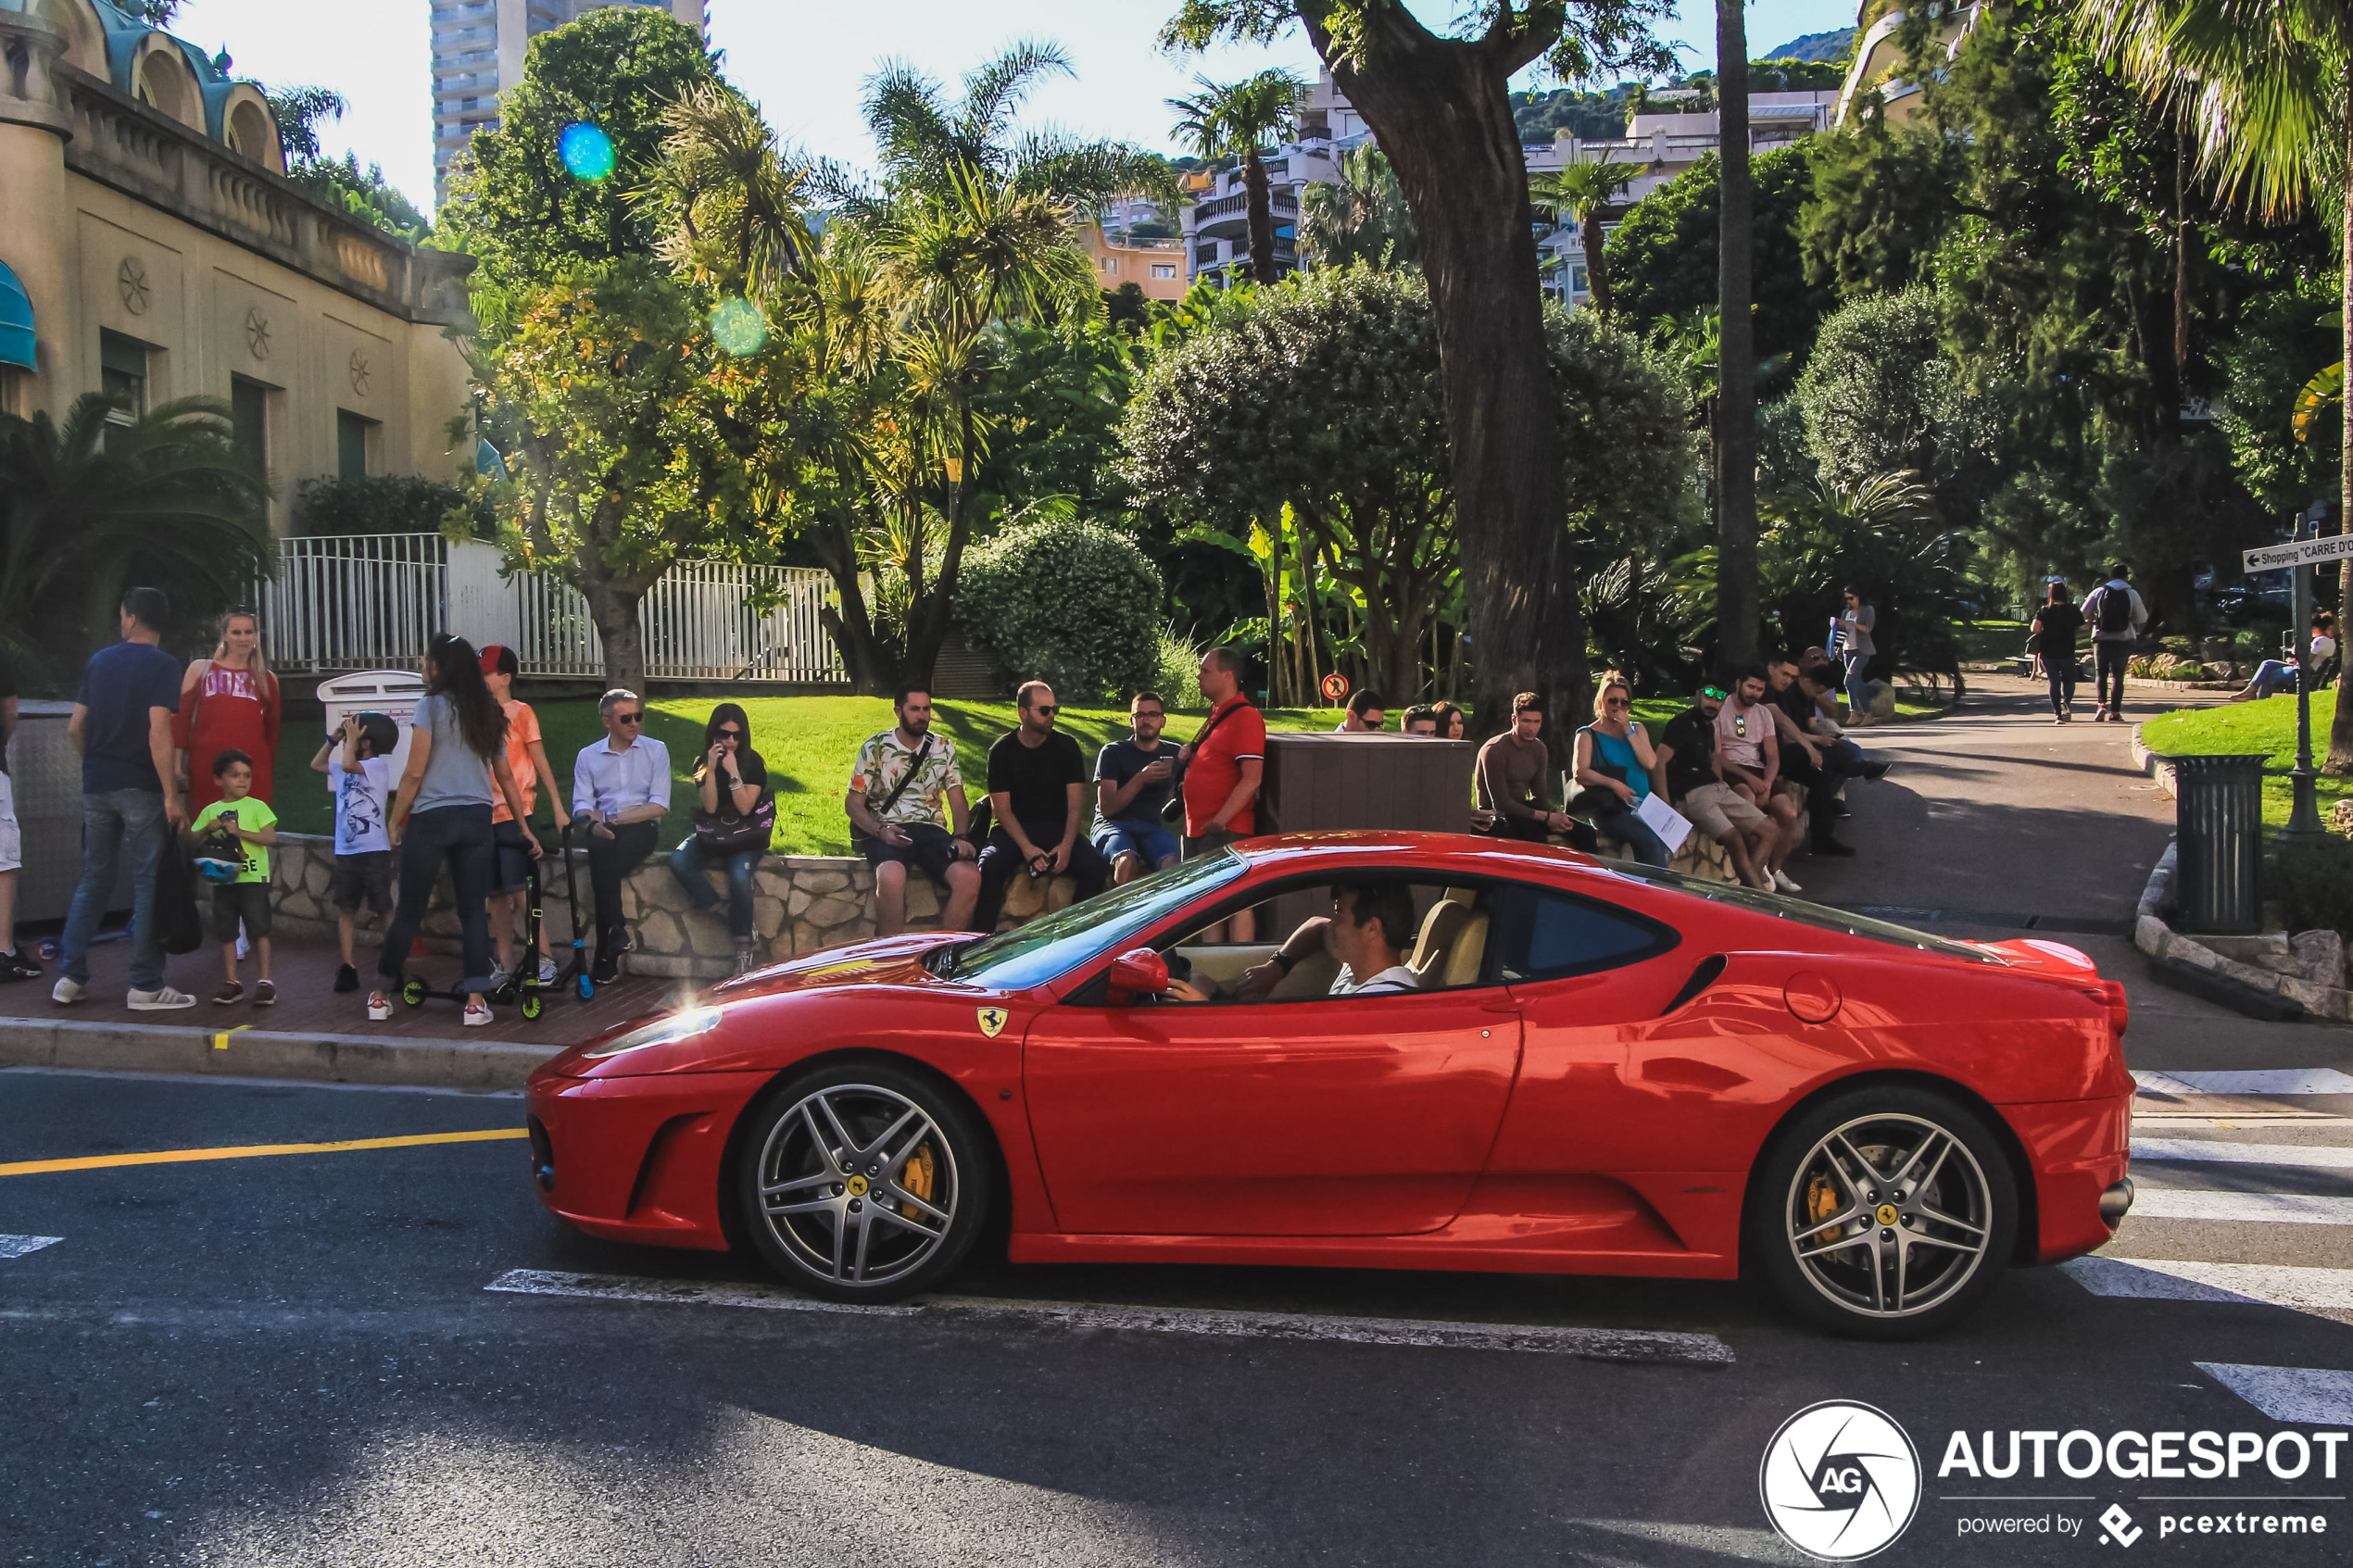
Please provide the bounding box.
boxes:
[537,955,559,985]
[462,1001,494,1028]
[126,985,197,1010]
[1773,870,1804,894]
[485,962,511,993]
[52,975,85,1005]
[367,995,392,1022]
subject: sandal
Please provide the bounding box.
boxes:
[252,980,277,1007]
[211,982,245,1005]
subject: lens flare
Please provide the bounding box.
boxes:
[558,121,616,182]
[710,297,768,357]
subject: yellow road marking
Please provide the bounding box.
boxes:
[0,1127,528,1178]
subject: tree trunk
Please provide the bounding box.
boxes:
[1579,208,1611,312]
[1308,19,1586,749]
[902,405,979,692]
[2173,142,2191,380]
[807,510,892,695]
[578,569,648,697]
[2333,70,2353,774]
[1243,151,1280,285]
[1715,0,1759,670]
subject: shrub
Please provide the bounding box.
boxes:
[955,515,1164,703]
[2271,835,2353,941]
[294,474,493,538]
[1151,621,1206,710]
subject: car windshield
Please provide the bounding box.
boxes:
[1592,859,1998,963]
[942,850,1248,990]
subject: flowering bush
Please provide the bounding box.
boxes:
[955,515,1164,702]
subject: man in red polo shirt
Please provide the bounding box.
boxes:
[1179,646,1265,940]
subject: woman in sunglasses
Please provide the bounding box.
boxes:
[1571,672,1671,867]
[668,702,774,974]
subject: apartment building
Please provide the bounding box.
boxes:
[431,0,708,194]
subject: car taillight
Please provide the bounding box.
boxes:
[2088,979,2128,1039]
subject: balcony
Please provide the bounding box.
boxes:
[1190,188,1301,225]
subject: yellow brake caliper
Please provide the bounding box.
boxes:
[901,1143,936,1221]
[1807,1174,1846,1245]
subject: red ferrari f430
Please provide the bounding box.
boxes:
[525,834,2135,1338]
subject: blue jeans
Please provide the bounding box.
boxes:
[669,837,760,940]
[1590,800,1670,867]
[1844,653,1872,716]
[1093,820,1180,870]
[61,787,169,991]
[379,804,496,994]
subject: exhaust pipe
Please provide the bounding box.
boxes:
[2099,1178,2134,1226]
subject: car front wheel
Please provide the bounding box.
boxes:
[736,1063,990,1303]
[1750,1086,2017,1339]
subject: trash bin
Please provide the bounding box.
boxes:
[2169,752,2270,935]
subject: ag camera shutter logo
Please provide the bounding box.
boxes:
[1759,1400,1922,1561]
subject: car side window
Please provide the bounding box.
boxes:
[1495,885,1678,983]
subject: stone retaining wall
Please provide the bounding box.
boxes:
[263,834,1066,981]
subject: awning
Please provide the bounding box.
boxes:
[0,259,32,372]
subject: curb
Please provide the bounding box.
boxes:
[0,1016,556,1090]
[2129,841,2349,1026]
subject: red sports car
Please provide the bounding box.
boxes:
[524,834,2135,1338]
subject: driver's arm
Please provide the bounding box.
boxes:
[1236,916,1331,999]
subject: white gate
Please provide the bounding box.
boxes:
[261,534,848,684]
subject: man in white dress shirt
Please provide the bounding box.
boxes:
[571,688,671,983]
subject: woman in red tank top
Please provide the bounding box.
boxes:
[175,608,282,816]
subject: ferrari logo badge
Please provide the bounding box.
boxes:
[846,1175,869,1197]
[1876,1203,1900,1226]
[976,1006,1010,1038]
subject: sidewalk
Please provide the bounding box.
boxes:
[1793,673,2351,1072]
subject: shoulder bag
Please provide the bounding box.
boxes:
[850,734,931,850]
[1160,702,1250,826]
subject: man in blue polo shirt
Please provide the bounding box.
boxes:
[55,586,194,1010]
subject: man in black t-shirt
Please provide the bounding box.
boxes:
[1653,682,1776,891]
[975,682,1111,930]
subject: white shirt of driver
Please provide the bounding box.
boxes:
[1330,963,1420,996]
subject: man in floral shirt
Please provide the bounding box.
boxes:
[846,682,981,934]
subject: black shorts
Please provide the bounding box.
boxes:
[329,850,395,913]
[208,881,274,943]
[859,822,963,879]
[491,819,535,895]
[1182,827,1242,859]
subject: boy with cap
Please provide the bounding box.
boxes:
[309,710,399,993]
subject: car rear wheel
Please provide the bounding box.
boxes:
[1749,1086,2017,1339]
[736,1062,990,1303]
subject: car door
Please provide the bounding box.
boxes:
[1023,935,1522,1238]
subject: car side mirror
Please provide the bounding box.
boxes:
[1104,947,1170,1006]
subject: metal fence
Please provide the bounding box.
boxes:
[260,533,848,684]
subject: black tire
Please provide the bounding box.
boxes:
[736,1060,992,1303]
[1747,1085,2017,1340]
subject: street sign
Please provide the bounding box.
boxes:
[1320,672,1349,702]
[2244,533,2353,572]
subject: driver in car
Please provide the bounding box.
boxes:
[1164,882,1422,1002]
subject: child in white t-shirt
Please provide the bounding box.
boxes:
[308,713,400,994]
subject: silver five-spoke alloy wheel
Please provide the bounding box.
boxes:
[753,1082,961,1289]
[1782,1111,1994,1321]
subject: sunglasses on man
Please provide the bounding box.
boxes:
[614,711,644,725]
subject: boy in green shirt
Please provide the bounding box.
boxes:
[190,747,278,1006]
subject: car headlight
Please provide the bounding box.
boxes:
[582,1006,724,1060]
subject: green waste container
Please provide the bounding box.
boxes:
[2168,753,2269,935]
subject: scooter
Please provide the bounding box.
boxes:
[402,818,595,1018]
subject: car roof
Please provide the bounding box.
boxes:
[1229,831,1604,885]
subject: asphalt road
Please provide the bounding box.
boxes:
[6,1065,2353,1568]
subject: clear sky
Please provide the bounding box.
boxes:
[166,0,1860,213]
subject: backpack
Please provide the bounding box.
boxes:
[2096,584,2135,635]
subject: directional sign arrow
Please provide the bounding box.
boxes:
[2245,533,2353,573]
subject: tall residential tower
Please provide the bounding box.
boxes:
[431,0,708,194]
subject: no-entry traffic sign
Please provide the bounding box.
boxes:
[2245,533,2353,572]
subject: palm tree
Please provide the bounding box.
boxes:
[2068,0,2353,769]
[0,395,271,680]
[1297,144,1417,270]
[1167,69,1307,285]
[1716,0,1761,669]
[262,84,348,168]
[1529,153,1633,311]
[855,40,1172,217]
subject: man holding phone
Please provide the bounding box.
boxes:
[975,682,1110,932]
[1092,692,1185,884]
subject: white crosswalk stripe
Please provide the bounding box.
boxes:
[2133,1137,2353,1169]
[2195,1363,2353,1425]
[2127,1188,2353,1225]
[2062,1257,2353,1311]
[0,1235,60,1260]
[2134,1069,2353,1096]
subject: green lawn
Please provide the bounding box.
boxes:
[272,696,1349,853]
[2141,691,2349,831]
[1954,620,2031,662]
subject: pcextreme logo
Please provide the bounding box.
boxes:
[1760,1400,1923,1562]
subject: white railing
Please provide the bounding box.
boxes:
[260,533,849,684]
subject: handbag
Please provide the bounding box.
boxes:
[156,840,206,956]
[695,771,774,856]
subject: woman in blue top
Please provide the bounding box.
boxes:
[1573,671,1671,867]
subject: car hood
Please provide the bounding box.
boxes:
[702,932,952,999]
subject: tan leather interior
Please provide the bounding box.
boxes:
[1408,887,1488,988]
[1409,900,1470,982]
[1441,915,1490,988]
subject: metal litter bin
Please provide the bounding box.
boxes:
[2169,752,2269,935]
